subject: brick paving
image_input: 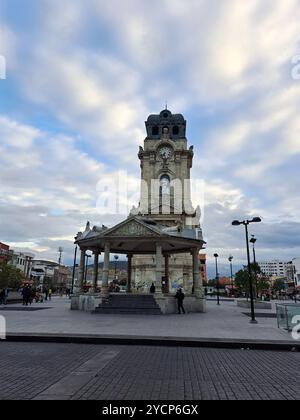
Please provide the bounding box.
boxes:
[0,342,299,400]
[0,342,100,400]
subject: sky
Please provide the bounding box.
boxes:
[0,0,300,277]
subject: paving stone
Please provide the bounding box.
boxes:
[1,341,300,401]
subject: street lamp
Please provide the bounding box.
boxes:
[58,247,64,293]
[214,253,220,305]
[232,217,262,324]
[250,235,258,299]
[229,256,234,296]
[114,255,119,281]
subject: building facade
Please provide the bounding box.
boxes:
[292,258,300,287]
[0,242,12,264]
[10,252,35,277]
[259,260,293,278]
[30,260,69,289]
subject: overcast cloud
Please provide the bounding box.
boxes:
[0,0,300,275]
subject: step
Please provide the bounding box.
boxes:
[94,294,162,315]
[94,307,162,315]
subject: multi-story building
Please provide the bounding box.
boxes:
[0,242,12,264]
[292,258,300,287]
[10,252,35,277]
[259,260,292,278]
[30,260,70,289]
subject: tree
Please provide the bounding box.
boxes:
[207,279,217,288]
[235,269,250,295]
[235,263,269,298]
[273,279,286,293]
[0,263,24,290]
[257,275,271,296]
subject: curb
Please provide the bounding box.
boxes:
[2,333,300,352]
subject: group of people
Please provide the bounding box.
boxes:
[21,285,52,306]
[0,288,9,305]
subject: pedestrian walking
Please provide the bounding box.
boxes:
[44,287,49,301]
[150,283,156,294]
[48,288,52,301]
[175,288,185,314]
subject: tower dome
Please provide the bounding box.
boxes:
[145,109,186,140]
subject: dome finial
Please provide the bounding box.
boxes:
[165,100,168,110]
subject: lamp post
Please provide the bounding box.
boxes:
[232,217,262,324]
[84,253,92,289]
[214,253,220,305]
[250,236,258,299]
[58,247,63,293]
[229,256,234,296]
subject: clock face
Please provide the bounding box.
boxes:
[159,146,173,159]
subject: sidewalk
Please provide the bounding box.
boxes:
[0,297,298,349]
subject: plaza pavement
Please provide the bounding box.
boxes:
[0,341,300,400]
[0,296,298,348]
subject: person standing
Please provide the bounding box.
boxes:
[0,289,5,305]
[2,288,8,305]
[48,288,52,301]
[150,283,156,294]
[175,288,186,314]
[22,286,31,306]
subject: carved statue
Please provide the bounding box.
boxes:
[162,127,169,141]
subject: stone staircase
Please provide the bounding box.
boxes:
[94,294,162,315]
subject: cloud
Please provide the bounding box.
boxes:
[1,0,300,268]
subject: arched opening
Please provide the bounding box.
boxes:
[172,126,179,136]
[152,126,159,136]
[160,175,171,196]
[160,175,171,215]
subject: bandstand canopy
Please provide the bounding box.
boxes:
[75,216,205,254]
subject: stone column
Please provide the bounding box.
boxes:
[24,257,28,277]
[193,248,201,297]
[78,248,86,293]
[92,251,100,293]
[26,258,32,279]
[155,243,163,295]
[164,254,170,294]
[127,254,132,293]
[101,243,110,297]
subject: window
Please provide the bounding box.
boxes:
[152,126,159,136]
[172,126,179,135]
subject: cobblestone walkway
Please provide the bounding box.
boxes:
[0,342,299,400]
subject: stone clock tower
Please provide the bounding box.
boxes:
[130,109,203,293]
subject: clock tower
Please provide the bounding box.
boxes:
[130,109,203,294]
[132,109,200,229]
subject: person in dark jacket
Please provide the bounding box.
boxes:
[0,289,5,305]
[175,288,185,314]
[150,283,156,294]
[22,286,31,306]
